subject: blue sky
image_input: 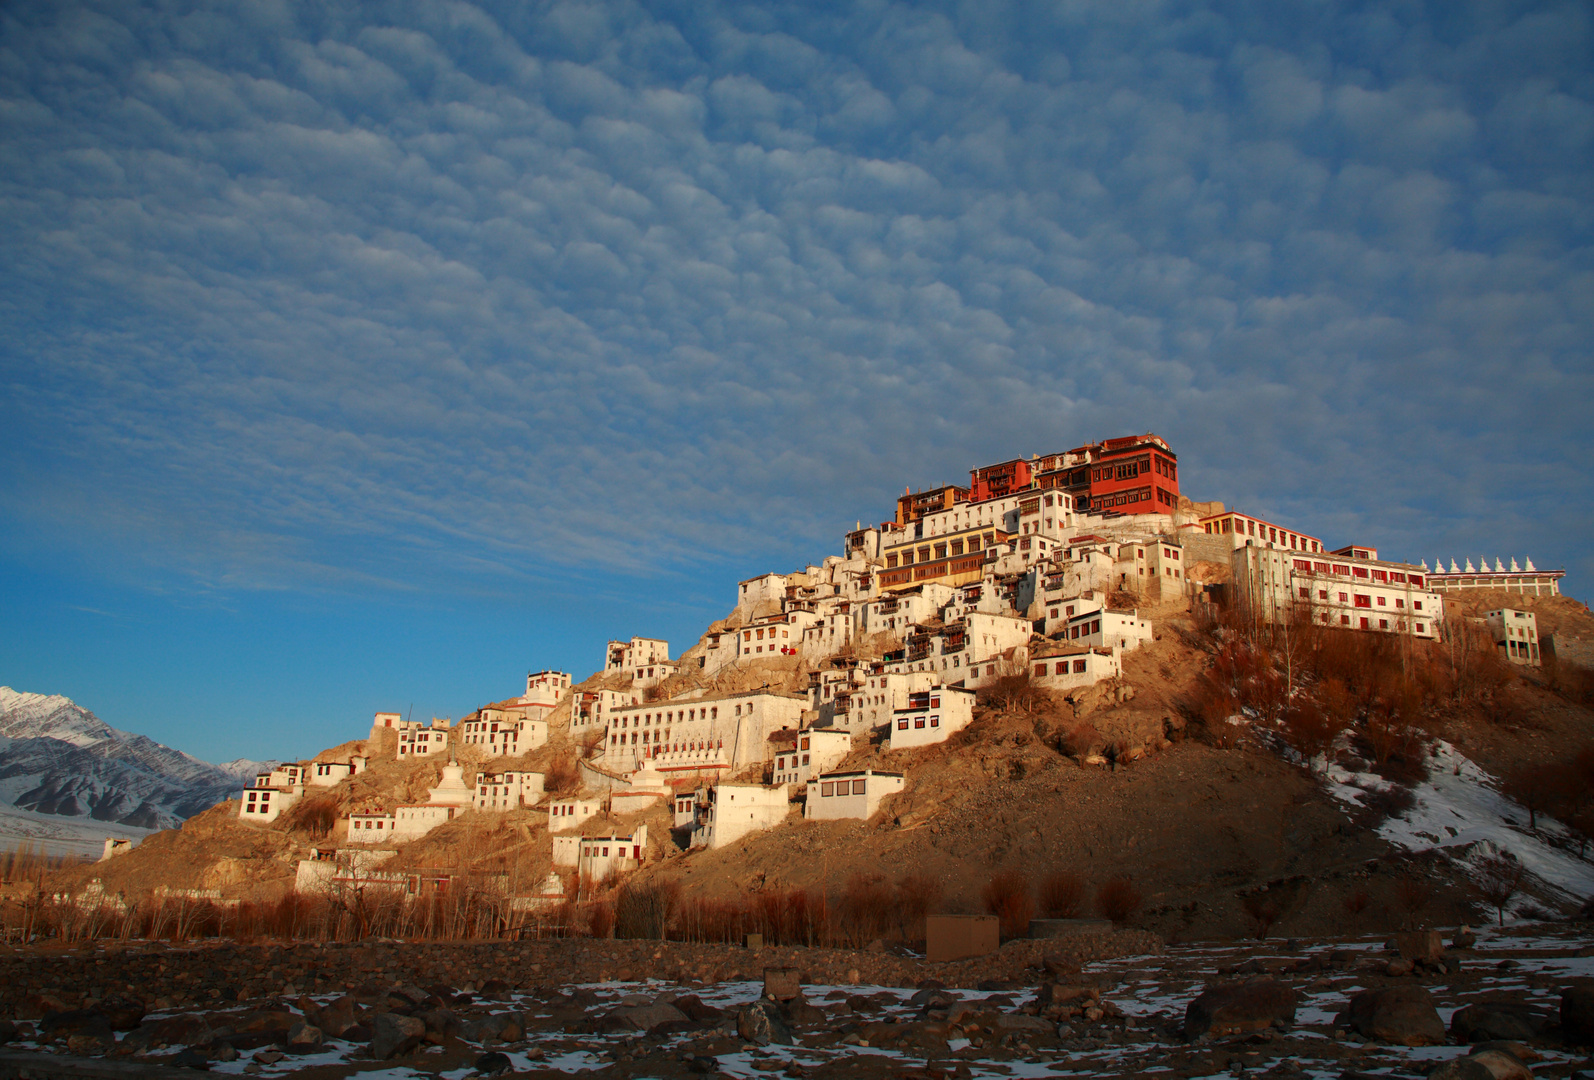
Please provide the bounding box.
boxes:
[2,0,1591,763]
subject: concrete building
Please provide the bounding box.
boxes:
[547,796,603,832]
[1062,608,1153,652]
[347,811,398,843]
[1040,591,1104,636]
[238,763,307,824]
[472,769,545,811]
[560,826,648,880]
[604,690,806,779]
[849,669,940,734]
[459,705,549,757]
[605,637,673,686]
[888,685,976,750]
[771,728,852,787]
[1427,557,1564,598]
[690,784,789,849]
[520,670,571,708]
[310,757,367,787]
[1199,510,1325,554]
[569,688,637,738]
[733,611,816,661]
[1485,608,1541,665]
[1030,645,1122,690]
[378,716,451,758]
[1233,547,1443,639]
[1034,434,1181,516]
[803,770,905,821]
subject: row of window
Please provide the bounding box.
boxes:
[818,779,869,797]
[1035,659,1092,676]
[1319,613,1427,633]
[895,715,942,730]
[1210,517,1322,552]
[886,533,996,568]
[1293,559,1424,586]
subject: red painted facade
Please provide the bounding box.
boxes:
[967,458,1033,502]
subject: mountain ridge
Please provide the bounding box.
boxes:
[0,686,277,836]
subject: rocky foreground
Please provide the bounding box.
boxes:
[0,925,1591,1078]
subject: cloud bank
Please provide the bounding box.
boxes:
[2,0,1591,605]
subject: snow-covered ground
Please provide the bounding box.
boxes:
[0,802,156,858]
[1324,740,1594,911]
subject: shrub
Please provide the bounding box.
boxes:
[893,872,942,940]
[1241,890,1283,940]
[1342,888,1371,928]
[837,875,894,946]
[1096,877,1142,925]
[1037,872,1087,919]
[1058,723,1100,759]
[614,880,680,939]
[586,898,615,939]
[981,870,1034,939]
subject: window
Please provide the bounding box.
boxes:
[1416,623,1425,633]
[1379,619,1389,629]
[1319,590,1328,600]
[1074,659,1087,673]
[1413,602,1423,612]
[1341,615,1351,625]
[820,782,834,797]
[1360,618,1370,629]
[1354,595,1371,608]
[1035,664,1047,677]
[914,717,925,728]
[852,780,867,795]
[935,543,947,559]
[1298,587,1309,599]
[886,554,898,568]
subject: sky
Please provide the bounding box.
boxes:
[2,0,1591,764]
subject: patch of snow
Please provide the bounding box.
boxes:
[1323,740,1594,909]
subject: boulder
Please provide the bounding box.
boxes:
[1346,985,1447,1046]
[478,978,514,1000]
[736,1000,792,1046]
[603,1003,689,1034]
[1450,1001,1551,1042]
[417,1007,460,1040]
[1451,927,1478,949]
[98,994,146,1031]
[1471,1040,1540,1064]
[139,1013,214,1048]
[764,967,802,1002]
[1428,1058,1499,1080]
[670,995,725,1023]
[40,1009,114,1044]
[1564,983,1594,1046]
[0,1020,16,1045]
[1468,1049,1535,1080]
[782,997,828,1030]
[283,1020,323,1051]
[370,1012,426,1059]
[1184,981,1299,1039]
[1395,930,1445,962]
[314,995,359,1037]
[476,1050,513,1077]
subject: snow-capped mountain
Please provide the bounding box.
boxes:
[0,687,268,832]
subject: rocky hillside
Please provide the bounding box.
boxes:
[0,687,271,833]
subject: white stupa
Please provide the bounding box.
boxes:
[427,746,472,805]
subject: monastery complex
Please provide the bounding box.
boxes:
[231,433,1564,905]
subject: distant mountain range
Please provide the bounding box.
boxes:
[0,686,277,835]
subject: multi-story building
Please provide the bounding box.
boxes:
[1034,434,1181,515]
[771,729,852,787]
[471,770,545,812]
[1234,546,1443,639]
[603,691,806,779]
[888,686,976,750]
[1427,557,1564,598]
[1485,609,1541,665]
[546,796,603,832]
[604,638,673,686]
[1029,645,1123,689]
[896,484,971,526]
[1199,510,1325,554]
[459,704,549,757]
[689,784,790,849]
[569,688,637,738]
[521,670,571,706]
[238,763,307,824]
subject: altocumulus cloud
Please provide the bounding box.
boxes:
[1,0,1591,600]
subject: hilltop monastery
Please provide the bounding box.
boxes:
[229,434,1563,900]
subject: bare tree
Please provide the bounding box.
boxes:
[1475,853,1525,927]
